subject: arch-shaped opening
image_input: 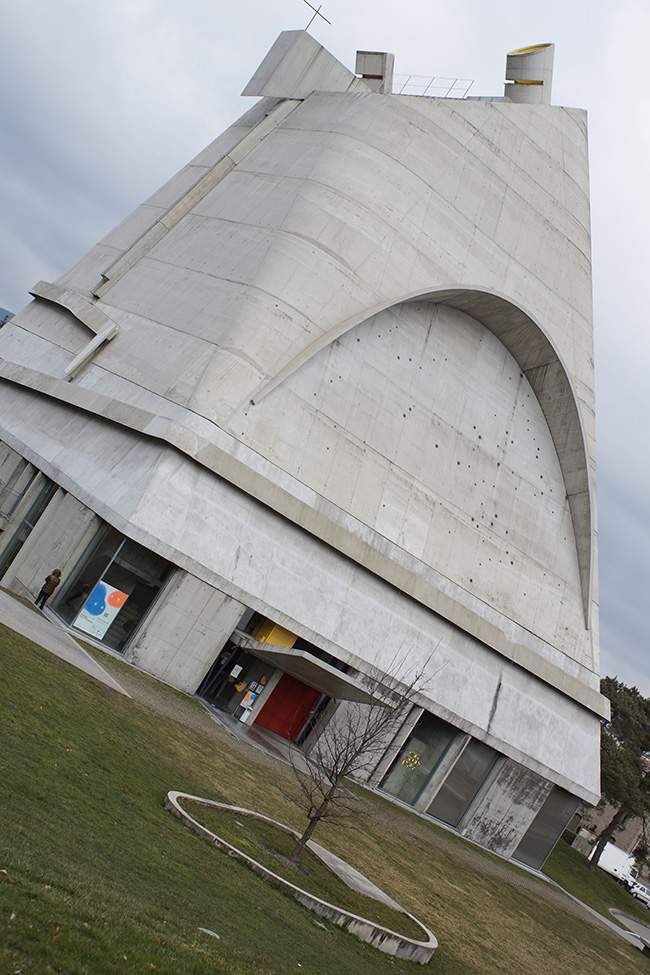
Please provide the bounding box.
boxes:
[251,286,593,626]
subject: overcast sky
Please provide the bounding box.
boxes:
[1,0,648,692]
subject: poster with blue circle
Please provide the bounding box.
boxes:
[74,580,129,638]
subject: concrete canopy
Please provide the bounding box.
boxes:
[230,631,375,704]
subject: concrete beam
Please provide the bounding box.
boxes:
[30,281,118,336]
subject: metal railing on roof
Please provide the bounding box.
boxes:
[392,74,474,98]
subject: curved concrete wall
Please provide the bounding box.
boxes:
[237,299,587,664]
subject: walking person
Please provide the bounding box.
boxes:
[35,568,62,610]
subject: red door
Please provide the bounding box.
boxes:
[255,674,321,741]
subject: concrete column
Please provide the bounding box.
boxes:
[0,471,47,567]
[2,487,101,597]
[127,570,247,693]
[0,460,36,524]
[367,705,424,787]
[415,734,471,813]
[459,757,553,857]
[0,441,24,486]
[302,697,340,755]
[247,669,283,724]
[0,441,28,513]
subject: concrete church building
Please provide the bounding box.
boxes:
[0,32,608,868]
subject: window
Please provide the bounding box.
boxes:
[426,738,498,827]
[52,524,171,652]
[513,786,579,870]
[381,712,457,806]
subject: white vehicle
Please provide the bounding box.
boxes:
[592,841,638,885]
[626,878,650,909]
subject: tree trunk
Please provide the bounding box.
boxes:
[589,805,629,871]
[289,779,338,863]
[290,798,332,863]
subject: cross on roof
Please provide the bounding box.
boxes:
[302,0,331,30]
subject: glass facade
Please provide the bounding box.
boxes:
[381,712,457,806]
[52,524,171,652]
[513,786,579,870]
[426,738,498,827]
[198,647,274,717]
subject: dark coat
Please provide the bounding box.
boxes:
[42,573,61,595]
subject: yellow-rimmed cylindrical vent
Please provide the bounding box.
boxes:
[505,43,554,104]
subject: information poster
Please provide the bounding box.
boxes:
[73,580,129,639]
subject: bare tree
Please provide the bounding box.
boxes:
[288,658,428,862]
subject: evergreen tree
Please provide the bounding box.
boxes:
[590,677,650,870]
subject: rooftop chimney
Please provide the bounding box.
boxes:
[355,50,395,93]
[504,43,554,104]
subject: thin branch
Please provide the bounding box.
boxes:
[287,651,429,856]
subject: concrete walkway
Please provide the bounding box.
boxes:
[610,909,650,949]
[201,703,312,772]
[308,837,404,911]
[541,878,644,951]
[0,590,129,697]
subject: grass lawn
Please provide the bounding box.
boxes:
[1,620,647,975]
[180,800,425,939]
[544,840,650,927]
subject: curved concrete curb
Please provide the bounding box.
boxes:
[165,790,438,964]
